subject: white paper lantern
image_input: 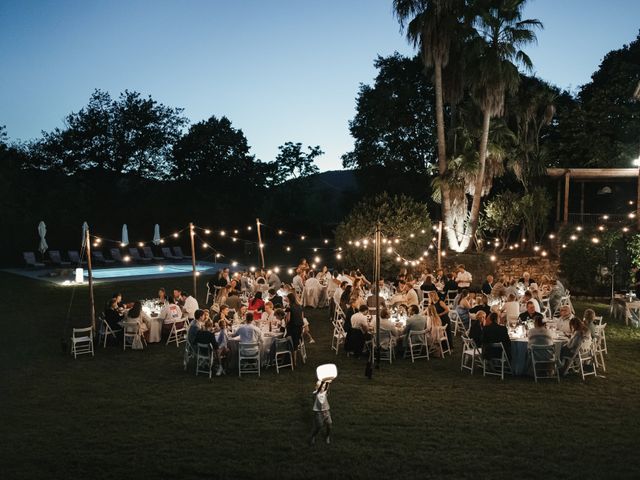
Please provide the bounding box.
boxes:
[75,268,84,283]
[316,363,338,382]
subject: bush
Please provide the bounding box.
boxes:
[334,193,432,277]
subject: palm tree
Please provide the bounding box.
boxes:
[465,0,542,247]
[393,0,465,248]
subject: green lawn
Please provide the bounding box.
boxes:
[2,272,640,479]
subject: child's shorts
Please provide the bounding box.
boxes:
[314,410,332,427]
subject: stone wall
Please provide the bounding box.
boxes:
[495,256,560,282]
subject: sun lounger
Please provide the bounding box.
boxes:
[110,248,130,265]
[68,250,87,265]
[173,246,191,259]
[92,250,115,265]
[49,250,71,266]
[161,247,182,261]
[23,251,45,268]
[142,246,164,261]
[129,247,152,263]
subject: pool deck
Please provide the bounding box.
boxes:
[1,261,231,286]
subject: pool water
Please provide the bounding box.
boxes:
[85,263,216,279]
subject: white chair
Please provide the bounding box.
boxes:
[377,329,396,364]
[404,329,429,363]
[274,337,294,373]
[434,325,451,358]
[529,344,560,383]
[592,323,607,372]
[483,343,512,380]
[460,336,482,374]
[446,290,458,307]
[71,327,94,358]
[183,341,195,371]
[331,320,347,355]
[195,343,215,379]
[97,315,121,348]
[297,336,308,364]
[238,342,261,377]
[123,321,145,350]
[563,338,597,381]
[166,319,187,347]
[449,310,466,336]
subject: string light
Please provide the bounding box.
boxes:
[386,247,393,254]
[300,235,306,240]
[286,246,291,252]
[597,225,605,231]
[202,243,208,248]
[324,239,329,244]
[215,253,221,258]
[623,227,630,233]
[120,242,126,247]
[541,251,548,257]
[123,255,131,262]
[336,253,342,260]
[314,256,321,263]
[247,226,252,231]
[274,267,280,273]
[204,229,211,234]
[95,238,102,244]
[602,215,609,220]
[409,233,415,238]
[160,239,165,244]
[220,231,226,236]
[576,226,583,231]
[234,229,239,234]
[548,233,555,239]
[259,243,265,248]
[278,230,283,235]
[231,261,238,267]
[490,255,497,262]
[533,246,540,252]
[591,237,600,244]
[173,233,179,238]
[287,268,293,275]
[138,242,144,247]
[250,266,256,272]
[521,238,527,243]
[570,235,578,241]
[629,213,636,219]
[441,251,446,257]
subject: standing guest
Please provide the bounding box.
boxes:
[268,270,282,291]
[338,269,354,286]
[285,293,304,352]
[225,290,243,312]
[180,291,199,321]
[455,289,472,329]
[292,272,305,294]
[481,275,494,296]
[632,265,640,298]
[428,291,453,349]
[481,312,511,361]
[455,264,472,289]
[232,312,263,345]
[548,278,566,316]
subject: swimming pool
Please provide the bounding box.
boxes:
[85,263,217,279]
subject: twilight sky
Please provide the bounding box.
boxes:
[1,0,639,171]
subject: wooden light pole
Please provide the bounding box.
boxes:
[85,228,96,330]
[437,221,443,270]
[256,218,265,269]
[189,222,197,298]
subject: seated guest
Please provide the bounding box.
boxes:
[470,295,490,316]
[268,288,284,309]
[187,309,205,346]
[366,290,386,310]
[501,294,520,324]
[443,273,458,295]
[104,297,124,332]
[172,288,184,307]
[520,290,540,313]
[248,291,266,315]
[268,270,282,291]
[556,305,575,335]
[469,310,485,349]
[583,308,598,338]
[403,305,427,343]
[455,264,472,289]
[160,298,183,333]
[345,305,370,358]
[481,312,511,361]
[232,312,263,345]
[378,307,400,339]
[180,291,199,320]
[481,275,494,296]
[519,271,535,288]
[519,301,543,324]
[260,301,277,327]
[194,318,219,350]
[213,304,231,323]
[157,288,168,305]
[455,289,472,329]
[350,304,371,334]
[125,301,151,340]
[339,285,354,313]
[548,278,566,317]
[527,315,553,346]
[225,290,243,312]
[420,275,438,293]
[111,292,126,310]
[560,317,590,373]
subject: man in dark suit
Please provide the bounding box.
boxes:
[481,274,494,296]
[268,288,284,309]
[481,312,511,361]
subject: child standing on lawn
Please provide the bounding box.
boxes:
[309,380,332,445]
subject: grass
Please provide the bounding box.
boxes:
[2,272,640,479]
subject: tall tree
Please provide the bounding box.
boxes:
[270,142,322,185]
[464,0,541,249]
[393,0,465,245]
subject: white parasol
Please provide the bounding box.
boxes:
[38,221,48,254]
[153,224,161,246]
[121,224,129,246]
[81,221,89,247]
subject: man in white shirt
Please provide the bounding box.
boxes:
[350,305,370,333]
[180,291,199,320]
[333,281,347,307]
[232,312,263,345]
[160,301,182,324]
[455,264,472,289]
[292,273,305,293]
